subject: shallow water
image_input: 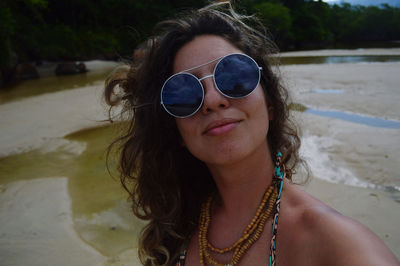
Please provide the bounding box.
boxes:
[312,89,344,94]
[0,61,117,104]
[0,123,143,256]
[279,55,400,65]
[306,109,400,129]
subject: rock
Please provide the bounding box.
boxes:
[76,62,87,73]
[14,62,39,80]
[55,62,88,76]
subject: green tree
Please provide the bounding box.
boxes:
[0,2,16,67]
[253,2,293,45]
[2,0,400,73]
[293,1,332,46]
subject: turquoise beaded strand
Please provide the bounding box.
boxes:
[269,152,285,266]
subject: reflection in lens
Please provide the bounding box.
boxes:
[161,73,203,117]
[215,54,259,98]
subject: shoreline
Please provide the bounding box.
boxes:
[280,47,400,57]
[0,84,109,157]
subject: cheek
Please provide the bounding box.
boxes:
[176,121,206,160]
[247,86,270,133]
[249,86,269,116]
[257,86,273,120]
[175,119,195,146]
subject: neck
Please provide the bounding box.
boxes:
[207,142,274,216]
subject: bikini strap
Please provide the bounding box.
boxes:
[269,152,285,266]
[176,249,187,266]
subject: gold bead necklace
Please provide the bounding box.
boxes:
[198,183,278,266]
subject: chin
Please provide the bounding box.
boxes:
[200,147,249,166]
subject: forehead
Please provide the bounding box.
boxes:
[173,35,242,73]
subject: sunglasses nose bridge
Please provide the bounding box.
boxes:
[198,74,214,82]
[198,73,220,97]
[198,73,218,95]
[198,74,221,96]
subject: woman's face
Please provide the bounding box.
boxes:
[174,35,272,167]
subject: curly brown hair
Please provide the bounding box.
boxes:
[104,2,304,265]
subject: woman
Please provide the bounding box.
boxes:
[104,2,399,265]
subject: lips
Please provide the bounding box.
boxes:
[203,118,241,136]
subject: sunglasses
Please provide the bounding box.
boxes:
[160,53,262,118]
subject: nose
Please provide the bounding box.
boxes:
[200,75,230,115]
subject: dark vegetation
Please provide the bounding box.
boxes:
[1,0,400,86]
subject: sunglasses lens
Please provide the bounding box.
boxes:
[214,54,260,98]
[161,73,203,118]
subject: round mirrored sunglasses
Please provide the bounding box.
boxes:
[160,53,262,118]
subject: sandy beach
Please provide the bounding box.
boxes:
[0,178,106,266]
[0,49,399,264]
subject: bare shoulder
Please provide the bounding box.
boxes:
[278,181,400,266]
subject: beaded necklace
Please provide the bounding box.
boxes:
[195,152,285,266]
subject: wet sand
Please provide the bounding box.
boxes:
[0,84,108,156]
[1,50,399,264]
[0,178,106,266]
[281,62,400,120]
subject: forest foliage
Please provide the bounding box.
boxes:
[1,0,400,68]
